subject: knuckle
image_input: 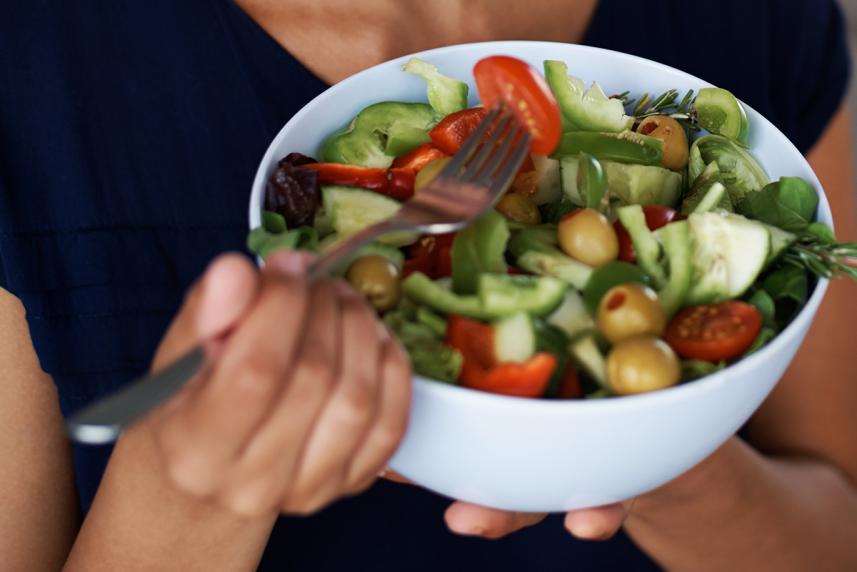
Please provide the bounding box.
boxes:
[231,359,279,403]
[162,449,216,498]
[218,483,278,518]
[336,380,374,427]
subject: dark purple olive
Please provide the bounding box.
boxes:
[264,154,321,228]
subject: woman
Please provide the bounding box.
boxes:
[1,0,856,570]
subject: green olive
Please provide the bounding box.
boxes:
[345,255,401,312]
[637,115,689,171]
[495,192,541,225]
[414,157,451,192]
[606,336,680,395]
[557,208,619,267]
[597,283,667,344]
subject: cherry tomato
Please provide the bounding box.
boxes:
[392,143,447,171]
[429,108,488,155]
[473,56,562,155]
[663,301,762,362]
[614,205,678,263]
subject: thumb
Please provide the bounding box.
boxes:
[152,253,259,371]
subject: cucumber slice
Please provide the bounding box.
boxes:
[686,212,770,304]
[494,312,536,363]
[764,224,798,266]
[681,161,733,214]
[516,251,593,290]
[655,221,692,317]
[569,334,607,388]
[616,205,667,287]
[322,186,417,246]
[561,157,682,208]
[601,161,682,207]
[546,290,595,339]
[543,60,633,132]
[531,154,562,205]
[693,87,750,146]
[690,182,727,214]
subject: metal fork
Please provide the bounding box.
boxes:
[67,106,531,444]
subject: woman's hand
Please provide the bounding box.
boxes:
[145,250,412,517]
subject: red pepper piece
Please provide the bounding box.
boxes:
[303,163,414,201]
[403,233,456,279]
[392,143,447,171]
[429,108,489,155]
[446,315,557,398]
[556,365,582,399]
[466,353,557,398]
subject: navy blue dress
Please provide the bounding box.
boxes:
[0,1,848,570]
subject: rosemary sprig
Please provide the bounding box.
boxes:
[623,88,699,131]
[782,238,857,280]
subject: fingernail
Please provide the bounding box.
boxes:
[266,251,312,277]
[335,280,357,298]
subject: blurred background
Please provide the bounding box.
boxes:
[841,0,857,142]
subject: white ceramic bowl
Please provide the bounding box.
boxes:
[249,41,831,512]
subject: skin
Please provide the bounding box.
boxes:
[1,1,855,569]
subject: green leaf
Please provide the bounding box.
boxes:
[383,308,462,383]
[737,177,818,232]
[762,265,808,326]
[540,196,576,224]
[577,153,607,210]
[804,222,836,244]
[261,210,288,233]
[744,327,776,356]
[746,289,776,329]
[681,359,726,382]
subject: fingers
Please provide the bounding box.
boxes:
[216,279,343,516]
[156,269,310,497]
[564,503,631,541]
[283,284,385,512]
[152,253,259,372]
[445,502,547,539]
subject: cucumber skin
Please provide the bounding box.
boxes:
[616,205,667,287]
[656,221,691,317]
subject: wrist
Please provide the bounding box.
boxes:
[627,437,757,530]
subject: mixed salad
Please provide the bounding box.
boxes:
[249,55,857,399]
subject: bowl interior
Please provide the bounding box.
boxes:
[249,40,831,412]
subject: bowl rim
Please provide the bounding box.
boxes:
[248,40,831,413]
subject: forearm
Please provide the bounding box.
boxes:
[64,423,277,572]
[625,438,857,572]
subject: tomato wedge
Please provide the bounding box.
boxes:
[473,56,562,155]
[429,108,488,155]
[392,143,447,171]
[446,315,556,397]
[614,205,678,263]
[663,301,763,362]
